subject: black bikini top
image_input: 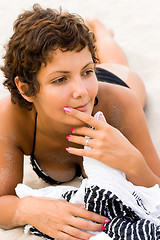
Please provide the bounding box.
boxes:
[30,113,82,185]
[30,68,129,185]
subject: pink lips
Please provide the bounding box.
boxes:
[74,103,88,111]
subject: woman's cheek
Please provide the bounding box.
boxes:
[89,77,98,98]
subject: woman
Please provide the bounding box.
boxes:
[0,4,159,240]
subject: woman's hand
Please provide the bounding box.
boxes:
[18,196,106,240]
[64,107,144,176]
[64,107,160,187]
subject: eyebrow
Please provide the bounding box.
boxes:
[82,61,95,70]
[47,61,95,77]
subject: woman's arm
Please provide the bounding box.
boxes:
[0,130,24,228]
[100,83,160,184]
[0,196,23,229]
[124,150,160,187]
[63,87,160,187]
[109,86,160,180]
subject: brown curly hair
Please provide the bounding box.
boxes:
[1,4,98,110]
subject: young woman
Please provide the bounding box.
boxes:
[0,4,160,240]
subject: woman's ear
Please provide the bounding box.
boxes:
[14,76,35,103]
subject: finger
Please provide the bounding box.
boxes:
[60,224,95,239]
[66,146,98,159]
[58,200,106,224]
[71,204,106,224]
[71,217,103,232]
[98,111,107,122]
[68,135,95,148]
[34,221,83,240]
[71,126,97,139]
[64,107,106,130]
[56,230,84,240]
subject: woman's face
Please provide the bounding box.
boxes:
[34,47,98,127]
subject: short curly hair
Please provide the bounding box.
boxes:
[1,4,98,110]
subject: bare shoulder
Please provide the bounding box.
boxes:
[95,81,142,129]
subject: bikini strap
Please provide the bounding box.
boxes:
[31,112,38,157]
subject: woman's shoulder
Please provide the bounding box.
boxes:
[97,80,137,109]
[95,81,142,127]
[0,96,35,154]
[0,95,33,124]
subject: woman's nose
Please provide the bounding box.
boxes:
[72,77,88,99]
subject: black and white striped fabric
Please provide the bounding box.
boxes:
[28,185,160,240]
[84,185,160,240]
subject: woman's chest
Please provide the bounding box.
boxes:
[32,134,85,182]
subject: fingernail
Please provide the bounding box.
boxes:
[71,128,74,132]
[63,107,72,113]
[105,219,110,223]
[98,112,103,120]
[66,147,70,152]
[102,226,105,231]
[66,135,71,140]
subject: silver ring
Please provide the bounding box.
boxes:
[85,138,89,146]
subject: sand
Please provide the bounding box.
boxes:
[0,0,160,239]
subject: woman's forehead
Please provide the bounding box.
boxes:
[39,47,93,73]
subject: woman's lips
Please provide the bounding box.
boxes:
[74,103,88,112]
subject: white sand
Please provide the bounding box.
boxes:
[0,0,160,239]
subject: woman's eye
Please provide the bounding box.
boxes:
[53,77,66,84]
[83,69,94,76]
